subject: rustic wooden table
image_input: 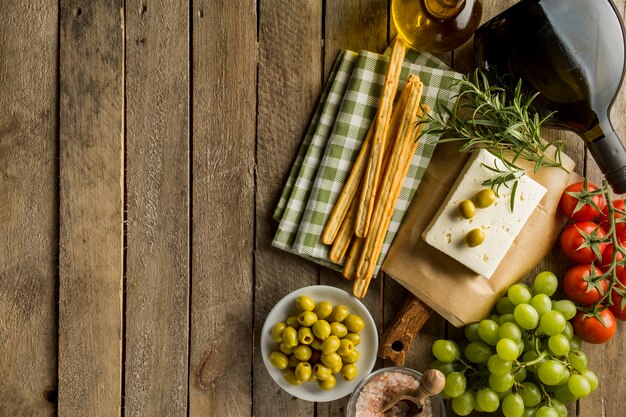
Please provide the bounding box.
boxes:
[1,1,625,416]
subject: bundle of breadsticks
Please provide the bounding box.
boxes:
[321,38,430,298]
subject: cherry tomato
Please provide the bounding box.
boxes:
[609,289,626,321]
[560,222,607,263]
[572,308,616,344]
[559,181,605,221]
[599,199,626,240]
[599,242,626,275]
[563,264,608,305]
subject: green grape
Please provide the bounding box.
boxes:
[519,382,542,407]
[568,374,592,397]
[522,335,536,353]
[497,338,520,361]
[562,322,574,340]
[569,335,582,351]
[554,384,579,404]
[499,313,516,325]
[464,322,480,342]
[476,387,500,412]
[465,341,493,363]
[523,408,538,417]
[497,388,512,400]
[534,271,558,296]
[430,359,456,376]
[550,399,568,417]
[539,310,566,336]
[502,392,525,417]
[488,354,512,376]
[537,360,567,385]
[451,391,475,416]
[497,296,516,314]
[432,339,460,363]
[530,294,553,316]
[478,319,500,346]
[489,314,502,322]
[581,369,598,392]
[499,322,523,342]
[509,284,533,305]
[536,406,559,417]
[513,367,527,382]
[516,340,526,356]
[552,300,577,320]
[521,350,538,363]
[443,372,467,398]
[514,304,540,330]
[548,334,570,356]
[558,368,571,386]
[568,350,588,371]
[489,373,515,392]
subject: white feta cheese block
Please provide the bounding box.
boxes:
[422,149,547,278]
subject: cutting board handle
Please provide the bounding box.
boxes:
[378,295,432,366]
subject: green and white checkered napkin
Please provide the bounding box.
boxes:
[272,47,463,273]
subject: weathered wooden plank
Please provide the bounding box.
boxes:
[188,1,256,416]
[57,1,124,416]
[0,1,58,415]
[124,1,189,415]
[254,1,322,416]
[318,3,387,416]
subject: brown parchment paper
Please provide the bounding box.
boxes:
[382,142,580,327]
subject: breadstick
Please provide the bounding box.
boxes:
[329,195,358,263]
[353,77,425,298]
[322,83,411,245]
[342,237,364,280]
[355,37,407,238]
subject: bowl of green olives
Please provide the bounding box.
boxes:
[261,285,378,402]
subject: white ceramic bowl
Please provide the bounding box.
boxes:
[261,285,378,402]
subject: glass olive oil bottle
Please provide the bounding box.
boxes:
[474,0,626,193]
[392,0,482,53]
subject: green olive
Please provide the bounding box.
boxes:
[474,189,496,208]
[297,327,314,345]
[329,305,350,323]
[282,326,298,349]
[312,320,331,340]
[313,301,333,319]
[459,199,476,219]
[284,369,303,385]
[295,295,315,312]
[331,362,343,375]
[337,338,355,356]
[318,374,337,390]
[342,348,360,364]
[321,335,340,354]
[344,314,365,333]
[293,344,312,361]
[330,322,348,338]
[269,351,289,370]
[310,338,323,351]
[279,343,293,355]
[288,354,301,368]
[270,322,286,343]
[297,311,318,327]
[321,352,343,369]
[308,373,317,382]
[341,364,358,381]
[313,364,332,381]
[295,362,312,382]
[285,316,301,330]
[465,228,486,247]
[344,333,361,346]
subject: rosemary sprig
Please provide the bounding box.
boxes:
[420,70,569,210]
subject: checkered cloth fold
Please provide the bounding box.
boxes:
[272,47,463,274]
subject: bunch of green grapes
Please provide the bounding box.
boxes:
[431,271,599,417]
[268,296,364,390]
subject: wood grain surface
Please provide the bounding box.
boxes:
[0,1,58,416]
[124,1,190,416]
[1,0,626,416]
[57,1,124,416]
[188,1,256,416]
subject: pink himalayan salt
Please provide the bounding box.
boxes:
[354,371,433,417]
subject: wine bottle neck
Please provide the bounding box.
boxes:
[423,0,466,20]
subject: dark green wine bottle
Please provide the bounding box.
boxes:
[474,0,626,193]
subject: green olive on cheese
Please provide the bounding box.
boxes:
[466,228,486,247]
[474,189,496,208]
[459,199,476,218]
